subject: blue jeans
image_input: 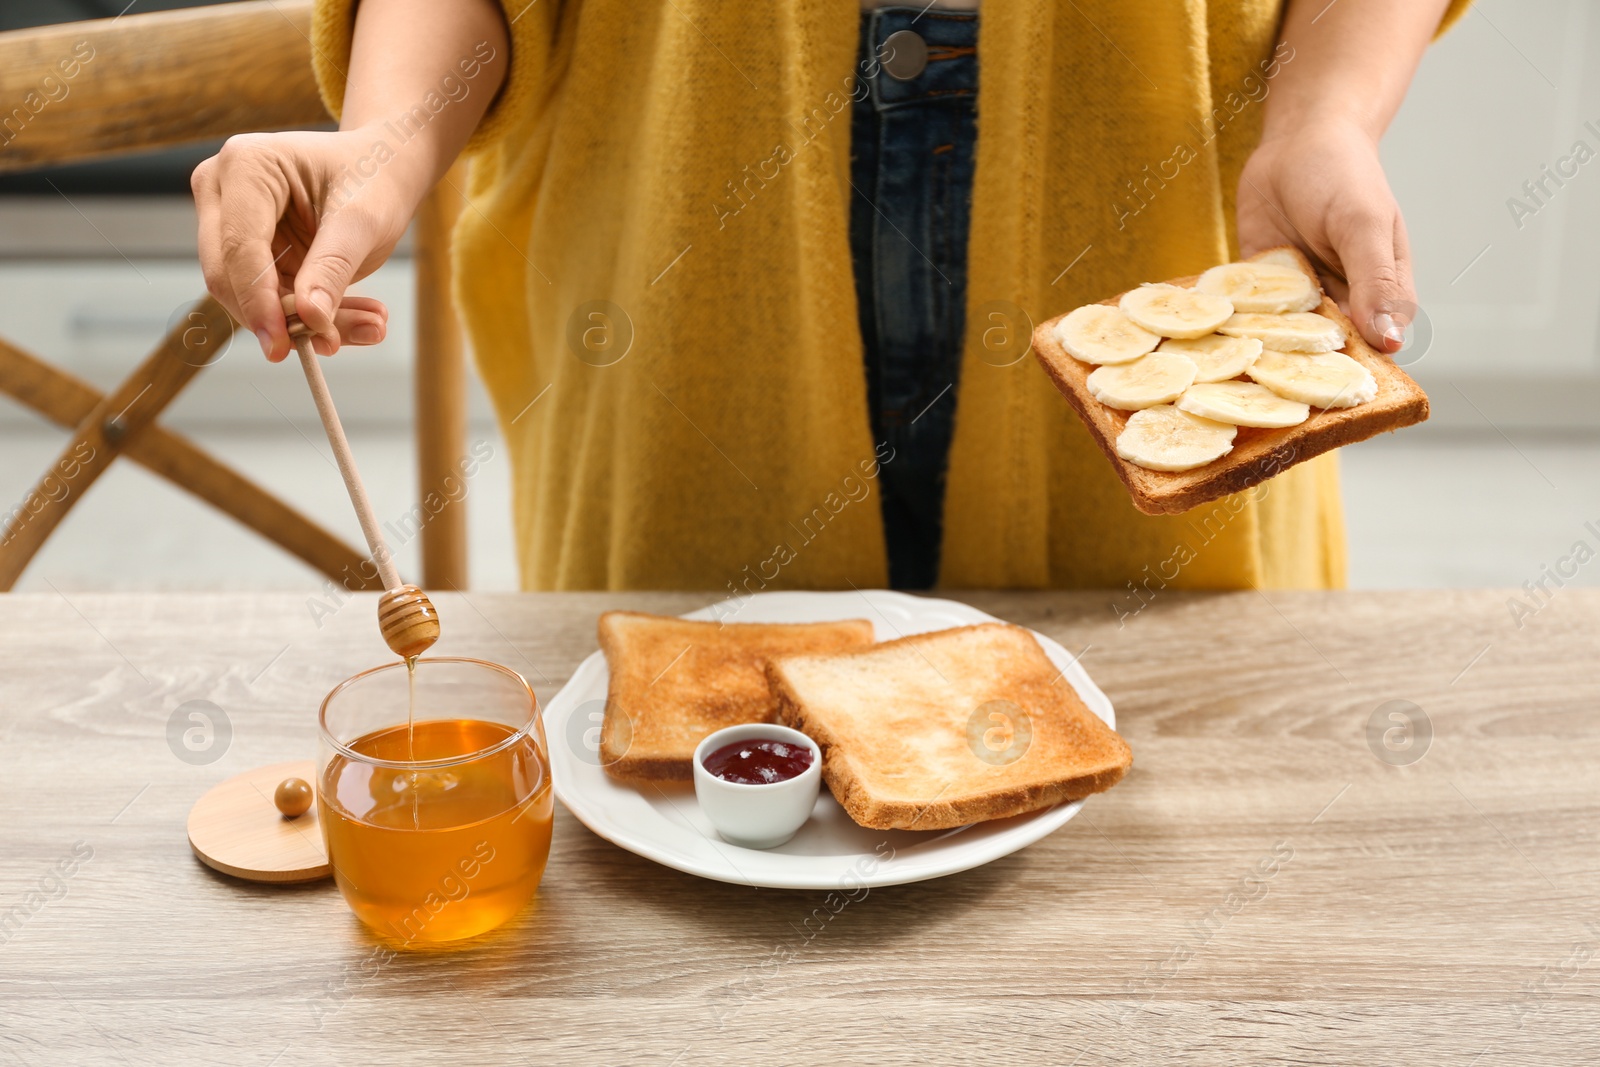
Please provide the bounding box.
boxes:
[850,7,978,590]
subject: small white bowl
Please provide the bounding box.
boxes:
[692,723,822,849]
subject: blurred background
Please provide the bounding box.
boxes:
[1,0,1595,592]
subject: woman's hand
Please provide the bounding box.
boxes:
[1239,0,1455,355]
[191,127,428,361]
[1236,117,1413,354]
[191,0,509,362]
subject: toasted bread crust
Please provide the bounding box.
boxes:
[1031,246,1429,515]
[767,623,1132,831]
[597,611,875,782]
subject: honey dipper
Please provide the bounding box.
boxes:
[282,294,440,659]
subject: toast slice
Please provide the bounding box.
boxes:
[598,611,875,781]
[1032,245,1429,515]
[766,623,1132,830]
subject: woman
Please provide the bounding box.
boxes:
[192,0,1465,593]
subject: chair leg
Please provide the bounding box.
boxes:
[413,161,471,591]
[0,297,236,589]
[0,336,382,591]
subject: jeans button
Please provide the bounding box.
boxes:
[881,30,929,81]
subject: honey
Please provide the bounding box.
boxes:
[319,717,552,943]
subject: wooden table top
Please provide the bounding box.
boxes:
[1,589,1595,1065]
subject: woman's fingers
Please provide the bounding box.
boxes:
[281,296,391,357]
[208,136,296,361]
[1319,270,1351,312]
[193,129,417,361]
[1375,213,1418,351]
[336,295,389,320]
[292,205,389,344]
[1334,205,1415,354]
[333,299,390,347]
[192,157,264,357]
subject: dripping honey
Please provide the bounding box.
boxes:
[406,656,418,828]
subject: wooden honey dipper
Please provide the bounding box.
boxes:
[282,294,440,659]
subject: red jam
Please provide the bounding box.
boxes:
[702,737,814,785]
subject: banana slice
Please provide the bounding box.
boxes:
[1115,405,1237,472]
[1156,334,1263,383]
[1119,283,1233,339]
[1251,248,1306,272]
[1055,304,1161,364]
[1086,352,1198,411]
[1177,381,1310,428]
[1196,262,1321,314]
[1247,349,1377,409]
[1216,312,1344,353]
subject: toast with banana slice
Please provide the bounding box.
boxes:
[1034,245,1428,516]
[597,611,875,781]
[766,623,1132,830]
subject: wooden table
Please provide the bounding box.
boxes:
[1,590,1595,1065]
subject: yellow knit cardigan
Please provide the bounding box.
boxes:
[311,1,1465,593]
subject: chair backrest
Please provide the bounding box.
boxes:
[0,1,326,173]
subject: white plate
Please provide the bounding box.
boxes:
[542,590,1112,890]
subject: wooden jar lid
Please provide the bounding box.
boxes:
[187,759,332,883]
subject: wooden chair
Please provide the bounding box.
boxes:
[0,0,470,591]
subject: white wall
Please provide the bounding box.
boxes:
[1387,0,1600,427]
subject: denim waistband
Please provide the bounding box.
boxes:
[860,7,978,112]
